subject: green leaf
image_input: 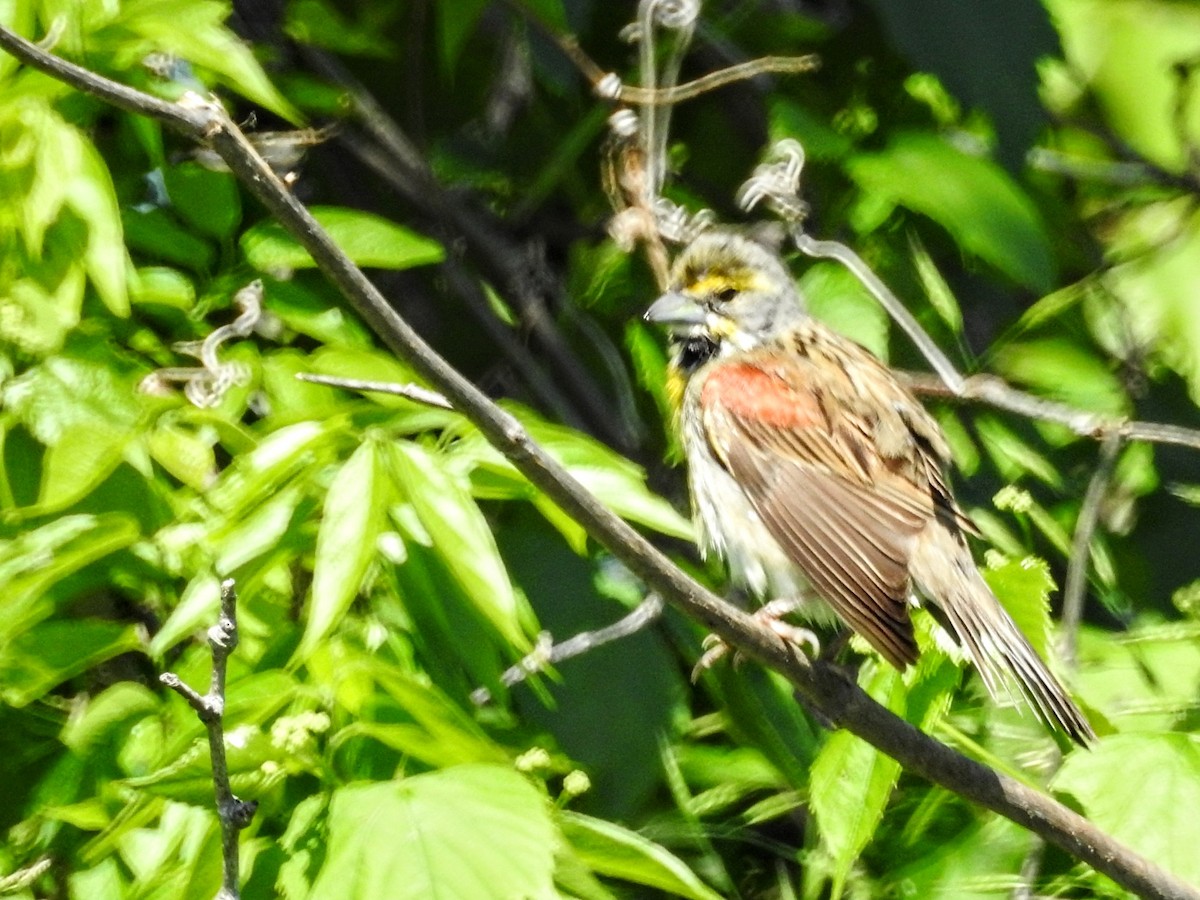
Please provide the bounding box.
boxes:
[61,682,162,753]
[0,513,141,643]
[799,261,891,360]
[311,766,557,900]
[908,232,963,335]
[0,620,144,707]
[981,555,1057,663]
[809,664,906,899]
[68,136,129,316]
[283,0,396,57]
[1074,622,1200,733]
[35,421,131,513]
[298,439,388,659]
[1,346,142,448]
[147,419,217,490]
[335,668,508,768]
[770,97,856,161]
[204,420,336,519]
[436,0,489,75]
[992,338,1129,416]
[974,415,1062,487]
[117,0,300,122]
[847,132,1056,292]
[1055,733,1200,887]
[1106,215,1200,404]
[149,573,222,659]
[886,816,1033,899]
[389,442,532,650]
[449,409,693,542]
[130,266,197,309]
[559,811,723,900]
[1047,0,1200,172]
[123,206,217,270]
[241,207,444,272]
[162,163,241,240]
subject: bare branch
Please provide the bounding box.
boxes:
[295,373,453,409]
[159,579,256,900]
[471,594,666,705]
[3,27,1197,899]
[899,371,1200,451]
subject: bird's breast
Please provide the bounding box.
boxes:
[679,387,809,603]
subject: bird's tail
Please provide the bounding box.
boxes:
[911,527,1094,745]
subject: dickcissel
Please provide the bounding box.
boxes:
[646,230,1093,744]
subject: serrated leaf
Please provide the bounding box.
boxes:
[1055,733,1200,886]
[559,811,722,900]
[298,439,387,658]
[311,766,557,900]
[241,207,444,271]
[981,555,1057,663]
[847,132,1055,292]
[809,664,905,899]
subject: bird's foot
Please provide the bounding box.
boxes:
[691,599,821,680]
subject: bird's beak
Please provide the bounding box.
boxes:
[644,292,706,327]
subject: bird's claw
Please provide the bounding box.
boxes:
[692,602,821,681]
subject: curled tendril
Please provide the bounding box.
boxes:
[649,0,700,29]
[139,280,264,408]
[607,109,640,138]
[595,73,623,101]
[736,139,809,222]
[653,199,715,245]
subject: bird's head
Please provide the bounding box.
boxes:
[644,231,806,374]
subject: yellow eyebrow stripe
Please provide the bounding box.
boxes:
[687,270,766,296]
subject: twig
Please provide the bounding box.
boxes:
[295,373,453,409]
[3,28,1197,900]
[898,372,1200,452]
[1061,433,1124,667]
[601,56,821,105]
[532,15,818,106]
[159,579,256,900]
[471,594,666,705]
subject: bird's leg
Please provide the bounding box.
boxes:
[692,596,821,679]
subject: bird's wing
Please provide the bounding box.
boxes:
[698,350,939,668]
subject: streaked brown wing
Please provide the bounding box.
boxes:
[699,355,938,668]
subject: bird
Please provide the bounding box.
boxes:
[645,229,1094,744]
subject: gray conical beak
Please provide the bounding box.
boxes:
[644,292,706,327]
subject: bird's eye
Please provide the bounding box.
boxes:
[714,286,738,303]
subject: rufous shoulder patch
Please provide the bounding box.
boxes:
[701,362,824,431]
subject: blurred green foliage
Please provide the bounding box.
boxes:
[1,0,1199,897]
